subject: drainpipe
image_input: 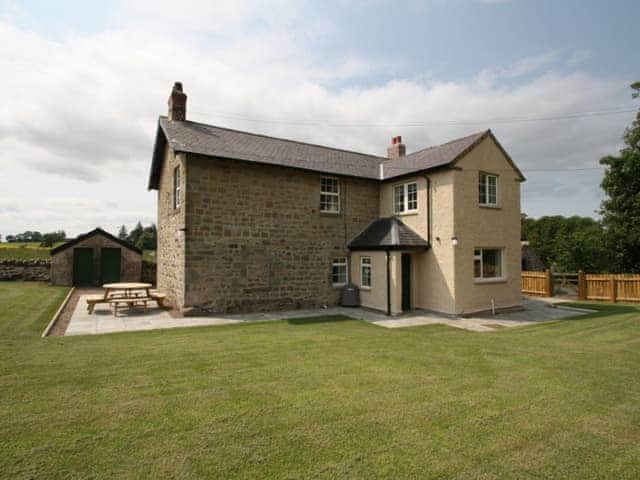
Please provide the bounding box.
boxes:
[424,175,432,245]
[386,249,391,316]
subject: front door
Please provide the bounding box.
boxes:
[100,248,121,284]
[401,253,411,311]
[73,248,94,286]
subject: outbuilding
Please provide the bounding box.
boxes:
[50,228,143,286]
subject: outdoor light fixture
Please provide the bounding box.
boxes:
[451,236,459,246]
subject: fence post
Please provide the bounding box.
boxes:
[578,270,586,300]
[545,269,553,297]
[610,276,617,303]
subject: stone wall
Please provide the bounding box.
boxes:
[156,146,186,308]
[50,234,142,286]
[0,260,51,281]
[183,155,380,313]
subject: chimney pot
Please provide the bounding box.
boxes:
[387,135,406,159]
[168,82,187,121]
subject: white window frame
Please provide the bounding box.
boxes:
[320,177,340,213]
[474,248,505,282]
[173,166,181,209]
[479,173,499,207]
[332,257,348,286]
[360,256,372,289]
[393,182,418,214]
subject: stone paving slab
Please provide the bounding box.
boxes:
[64,295,591,336]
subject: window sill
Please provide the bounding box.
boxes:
[393,210,419,216]
[479,204,500,210]
[320,210,341,215]
[360,286,371,291]
[332,283,346,289]
[474,277,507,284]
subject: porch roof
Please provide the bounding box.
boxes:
[348,217,429,251]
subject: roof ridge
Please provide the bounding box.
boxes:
[159,116,387,161]
[398,129,490,160]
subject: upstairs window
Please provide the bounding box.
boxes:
[474,248,503,280]
[360,257,372,288]
[479,173,498,206]
[173,166,181,209]
[393,182,418,214]
[320,177,340,213]
[332,257,347,286]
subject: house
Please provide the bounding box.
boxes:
[148,83,525,316]
[50,228,142,286]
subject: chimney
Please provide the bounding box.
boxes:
[168,82,187,121]
[387,135,406,159]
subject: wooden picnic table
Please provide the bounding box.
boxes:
[102,282,153,317]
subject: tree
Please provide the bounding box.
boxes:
[127,221,144,246]
[135,224,157,250]
[118,224,128,240]
[600,81,640,272]
[40,231,66,247]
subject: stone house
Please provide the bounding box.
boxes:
[50,228,142,286]
[148,83,525,315]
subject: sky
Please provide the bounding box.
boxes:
[0,0,638,237]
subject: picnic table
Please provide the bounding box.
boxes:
[86,282,166,316]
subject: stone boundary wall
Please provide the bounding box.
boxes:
[0,260,51,281]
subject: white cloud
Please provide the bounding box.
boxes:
[0,1,635,236]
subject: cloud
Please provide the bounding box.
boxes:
[0,0,636,235]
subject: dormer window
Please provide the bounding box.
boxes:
[479,173,498,206]
[393,182,418,214]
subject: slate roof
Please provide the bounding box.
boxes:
[348,217,429,251]
[50,228,142,256]
[148,117,523,190]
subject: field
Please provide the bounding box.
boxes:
[1,282,640,478]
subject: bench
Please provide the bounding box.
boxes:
[86,294,108,314]
[109,297,154,317]
[150,292,167,307]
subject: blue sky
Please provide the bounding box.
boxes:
[0,0,638,236]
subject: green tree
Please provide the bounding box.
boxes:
[40,231,66,247]
[127,221,144,246]
[118,224,128,240]
[600,82,640,272]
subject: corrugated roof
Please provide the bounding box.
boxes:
[348,217,429,251]
[148,117,521,190]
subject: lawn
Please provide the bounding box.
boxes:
[1,283,640,479]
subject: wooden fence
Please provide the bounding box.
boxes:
[521,270,553,297]
[579,272,640,303]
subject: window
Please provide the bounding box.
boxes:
[173,166,181,209]
[474,248,504,280]
[360,257,371,288]
[320,177,340,213]
[393,182,418,214]
[332,257,347,286]
[479,173,498,206]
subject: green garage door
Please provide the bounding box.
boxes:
[101,248,121,284]
[73,248,94,286]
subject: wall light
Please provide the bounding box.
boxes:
[451,236,459,246]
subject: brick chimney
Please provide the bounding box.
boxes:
[387,136,406,159]
[168,82,187,121]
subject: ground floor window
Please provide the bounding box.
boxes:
[474,248,503,280]
[360,256,371,288]
[332,257,347,286]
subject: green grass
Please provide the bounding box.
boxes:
[1,284,640,479]
[0,242,53,260]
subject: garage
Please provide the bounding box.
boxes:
[50,228,142,286]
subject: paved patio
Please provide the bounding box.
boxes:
[63,295,592,336]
